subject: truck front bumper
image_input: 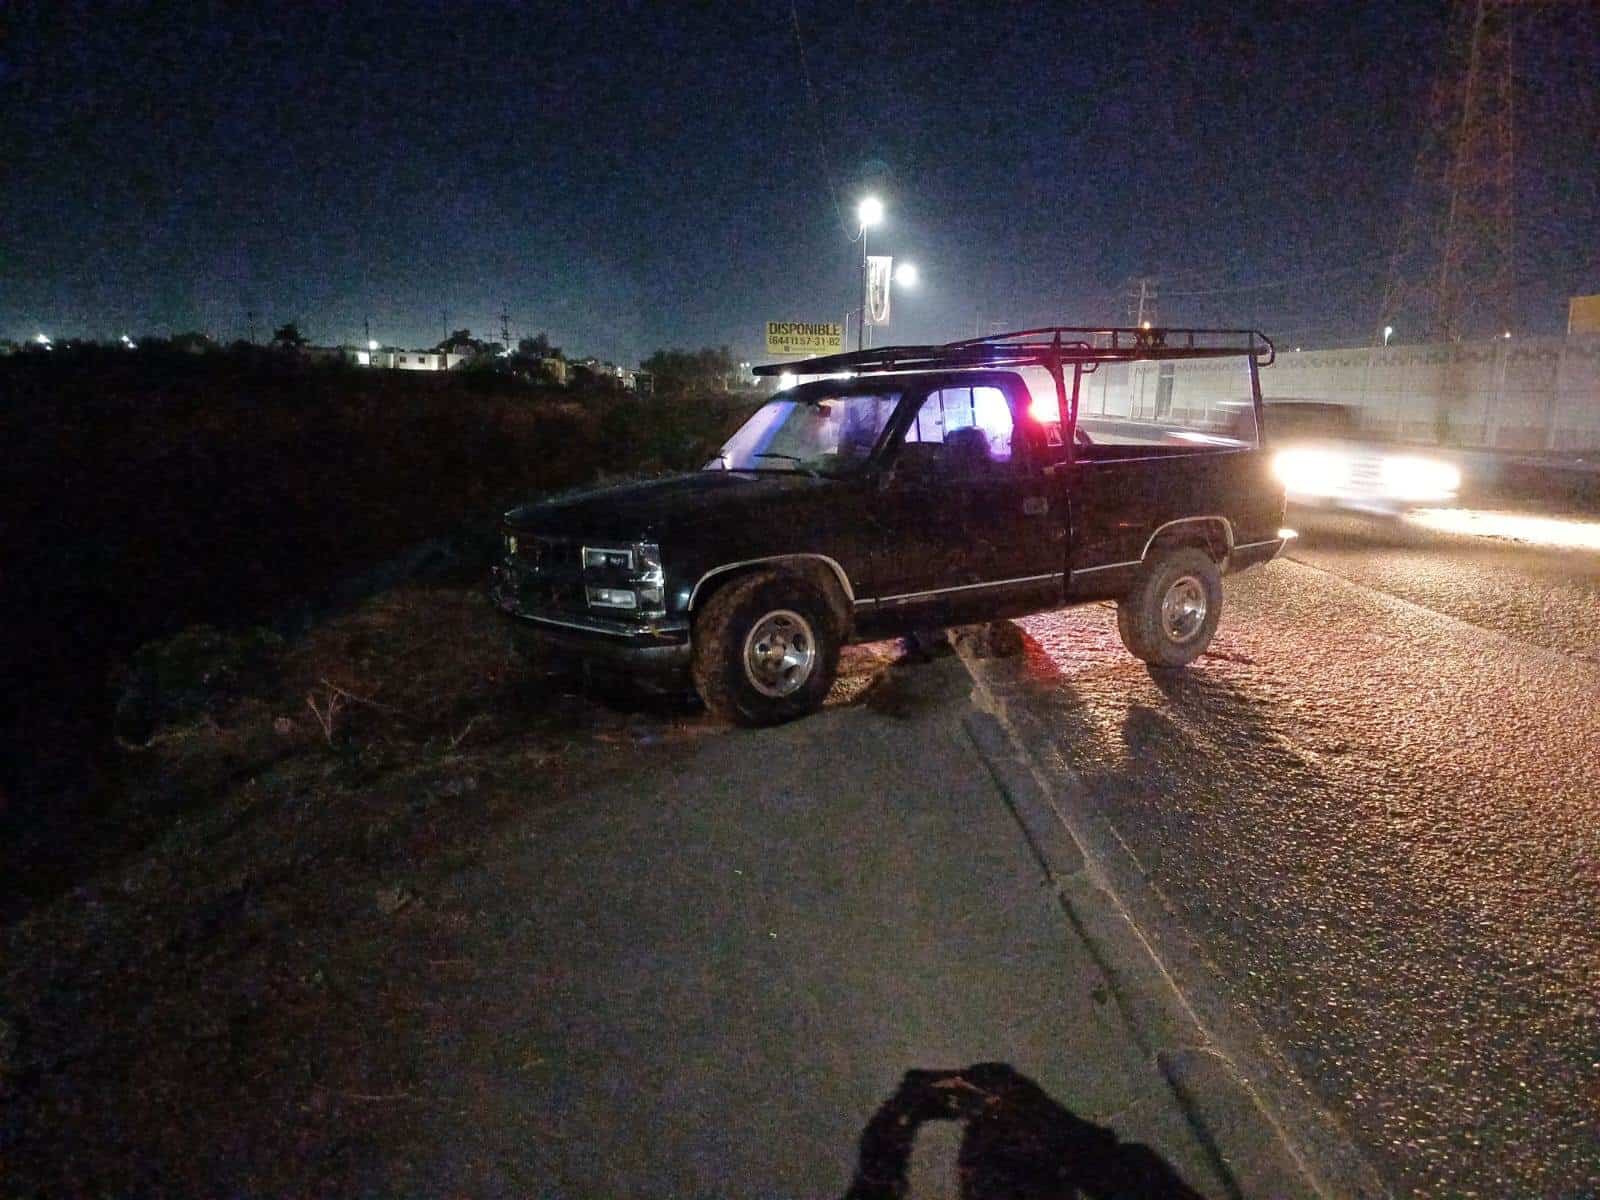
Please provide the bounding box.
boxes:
[490,567,692,684]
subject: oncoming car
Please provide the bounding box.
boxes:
[492,327,1293,725]
[1265,401,1461,513]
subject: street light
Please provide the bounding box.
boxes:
[854,196,886,350]
[1383,324,1395,346]
[368,339,380,351]
[893,262,918,288]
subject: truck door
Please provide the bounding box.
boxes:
[865,378,1064,623]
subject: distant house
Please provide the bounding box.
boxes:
[569,357,636,389]
[344,347,472,371]
[171,332,217,355]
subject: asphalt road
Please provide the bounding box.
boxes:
[977,502,1600,1197]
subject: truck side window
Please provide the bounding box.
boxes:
[901,386,1016,476]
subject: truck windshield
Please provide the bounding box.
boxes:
[711,390,901,476]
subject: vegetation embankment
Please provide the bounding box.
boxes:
[0,573,906,1193]
[0,349,753,909]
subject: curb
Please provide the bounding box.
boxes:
[960,694,1355,1199]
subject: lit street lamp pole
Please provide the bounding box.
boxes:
[855,195,883,351]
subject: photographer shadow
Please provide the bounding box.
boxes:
[842,1062,1204,1200]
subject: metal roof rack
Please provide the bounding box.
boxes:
[752,325,1275,377]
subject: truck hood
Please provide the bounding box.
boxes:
[502,470,840,542]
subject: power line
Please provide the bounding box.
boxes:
[1148,233,1388,289]
[1161,256,1389,298]
[788,0,850,237]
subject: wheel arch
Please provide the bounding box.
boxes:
[1141,516,1235,564]
[688,554,854,635]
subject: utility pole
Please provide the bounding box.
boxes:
[441,308,449,343]
[246,310,258,345]
[364,315,371,347]
[1126,277,1159,327]
[1380,0,1517,342]
[858,224,869,351]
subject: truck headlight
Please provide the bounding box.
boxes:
[583,542,664,612]
[583,546,633,570]
[586,587,639,610]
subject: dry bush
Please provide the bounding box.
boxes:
[278,587,540,754]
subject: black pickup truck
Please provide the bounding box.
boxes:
[491,327,1292,724]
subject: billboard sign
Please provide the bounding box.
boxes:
[866,255,893,325]
[765,321,843,356]
[1569,294,1600,336]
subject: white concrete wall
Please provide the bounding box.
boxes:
[1259,335,1600,453]
[1080,357,1256,429]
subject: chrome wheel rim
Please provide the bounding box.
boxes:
[742,609,816,698]
[1161,575,1208,643]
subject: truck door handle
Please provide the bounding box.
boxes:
[1022,496,1049,516]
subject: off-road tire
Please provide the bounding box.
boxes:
[1116,547,1223,668]
[691,570,840,726]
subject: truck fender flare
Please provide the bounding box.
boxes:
[1140,515,1235,562]
[687,554,856,610]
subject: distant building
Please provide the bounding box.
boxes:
[171,332,216,354]
[569,356,636,389]
[539,356,568,385]
[342,347,473,370]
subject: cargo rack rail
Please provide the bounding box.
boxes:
[752,325,1275,378]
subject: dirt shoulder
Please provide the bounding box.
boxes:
[0,585,898,1195]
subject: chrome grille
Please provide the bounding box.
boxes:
[504,534,585,612]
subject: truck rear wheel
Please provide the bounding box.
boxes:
[1116,548,1222,668]
[692,570,840,726]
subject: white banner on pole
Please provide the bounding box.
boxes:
[866,255,893,325]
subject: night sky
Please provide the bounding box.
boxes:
[6,1,1597,363]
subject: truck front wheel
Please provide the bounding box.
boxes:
[692,570,840,725]
[1116,548,1223,668]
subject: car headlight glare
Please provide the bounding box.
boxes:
[1272,448,1347,497]
[1380,455,1460,502]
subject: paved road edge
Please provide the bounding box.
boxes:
[956,648,1389,1200]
